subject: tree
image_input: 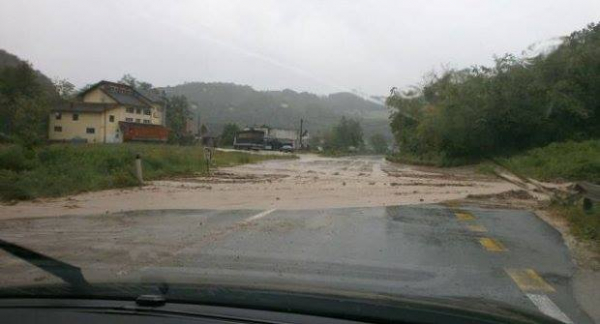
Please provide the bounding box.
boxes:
[53,78,75,100]
[119,74,153,90]
[0,62,48,143]
[370,134,388,154]
[327,116,364,150]
[12,96,49,147]
[386,22,600,161]
[220,123,239,146]
[166,95,192,144]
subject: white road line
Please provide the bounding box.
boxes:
[526,294,574,324]
[243,209,277,223]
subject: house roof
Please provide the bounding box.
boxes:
[52,102,118,113]
[79,81,150,107]
[136,88,165,104]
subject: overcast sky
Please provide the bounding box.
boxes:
[1,0,599,96]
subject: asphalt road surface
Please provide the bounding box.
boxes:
[0,205,592,323]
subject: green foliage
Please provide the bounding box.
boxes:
[0,145,37,171]
[325,116,364,150]
[369,133,388,154]
[551,203,600,245]
[502,140,600,183]
[0,62,48,141]
[119,74,153,90]
[219,123,240,147]
[0,143,290,201]
[11,96,50,147]
[166,95,193,145]
[388,22,600,162]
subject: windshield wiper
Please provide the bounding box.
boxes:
[0,238,89,288]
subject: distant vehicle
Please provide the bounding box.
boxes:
[233,129,265,150]
[280,145,294,152]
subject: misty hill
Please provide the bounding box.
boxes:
[0,49,55,94]
[162,82,391,139]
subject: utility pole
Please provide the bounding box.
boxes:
[299,118,303,149]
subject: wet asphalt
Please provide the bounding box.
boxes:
[0,205,593,323]
[147,205,591,324]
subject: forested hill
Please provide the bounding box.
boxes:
[161,82,391,138]
[0,49,55,94]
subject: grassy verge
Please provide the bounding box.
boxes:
[0,143,292,201]
[550,202,600,247]
[500,140,600,183]
[499,140,600,246]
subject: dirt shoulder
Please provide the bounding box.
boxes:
[1,154,519,220]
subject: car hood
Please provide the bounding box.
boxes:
[0,279,562,324]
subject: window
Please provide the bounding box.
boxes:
[109,115,115,122]
[55,112,62,120]
[86,127,95,134]
[54,126,62,132]
[143,119,150,124]
[135,118,141,123]
[125,118,133,122]
[135,108,142,114]
[144,108,151,115]
[126,107,134,113]
[72,113,79,121]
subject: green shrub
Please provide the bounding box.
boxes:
[0,145,36,171]
[0,170,31,200]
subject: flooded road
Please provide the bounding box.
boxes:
[1,154,592,322]
[1,154,524,219]
[0,205,590,323]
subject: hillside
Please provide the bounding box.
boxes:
[161,82,391,139]
[0,49,56,94]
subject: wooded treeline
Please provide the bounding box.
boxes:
[387,22,600,163]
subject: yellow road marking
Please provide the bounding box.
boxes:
[506,269,555,293]
[467,224,487,232]
[479,237,507,252]
[455,212,475,221]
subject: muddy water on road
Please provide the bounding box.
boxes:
[1,154,519,219]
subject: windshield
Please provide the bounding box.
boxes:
[0,1,599,324]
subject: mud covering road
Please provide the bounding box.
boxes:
[1,154,525,219]
[0,154,594,323]
[0,206,592,323]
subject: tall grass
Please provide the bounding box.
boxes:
[550,203,600,246]
[0,143,290,200]
[501,140,600,183]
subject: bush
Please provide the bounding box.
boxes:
[0,145,36,171]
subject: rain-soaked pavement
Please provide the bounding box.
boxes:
[0,205,593,323]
